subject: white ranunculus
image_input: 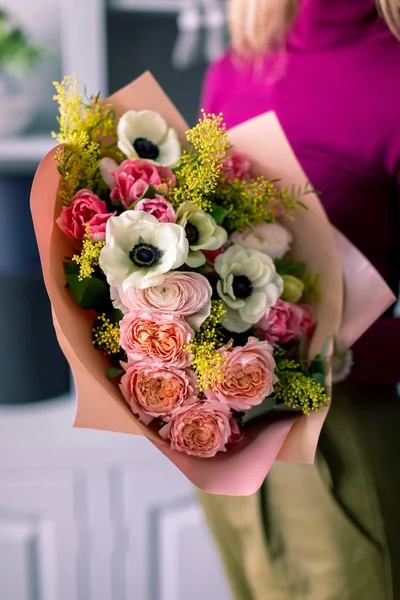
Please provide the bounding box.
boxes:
[99,211,188,290]
[176,202,228,268]
[231,222,292,260]
[117,110,181,167]
[215,244,284,333]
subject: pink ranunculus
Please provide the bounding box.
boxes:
[112,271,212,331]
[205,337,277,411]
[107,158,176,209]
[297,303,316,337]
[228,419,245,444]
[159,400,231,458]
[134,195,176,223]
[120,361,195,425]
[222,151,252,181]
[257,300,303,345]
[119,311,194,368]
[56,189,114,240]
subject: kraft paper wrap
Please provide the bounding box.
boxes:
[31,72,395,496]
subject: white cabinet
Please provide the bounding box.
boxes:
[0,396,232,600]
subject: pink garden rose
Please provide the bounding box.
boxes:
[205,337,277,411]
[119,311,194,368]
[56,189,115,241]
[134,195,175,222]
[120,361,195,425]
[228,419,245,445]
[222,151,252,181]
[101,158,175,209]
[159,400,231,458]
[297,304,316,337]
[257,300,303,345]
[111,271,212,331]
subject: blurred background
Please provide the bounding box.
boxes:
[0,1,233,599]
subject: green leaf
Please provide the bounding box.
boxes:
[298,334,307,365]
[109,308,124,323]
[210,203,229,226]
[111,199,124,209]
[107,367,125,380]
[63,261,80,275]
[311,372,326,388]
[66,274,108,310]
[274,259,306,278]
[309,357,326,376]
[320,338,331,360]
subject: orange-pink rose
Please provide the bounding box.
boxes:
[120,361,195,425]
[205,336,277,411]
[159,400,231,458]
[119,311,194,368]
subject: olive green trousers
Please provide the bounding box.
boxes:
[199,383,400,600]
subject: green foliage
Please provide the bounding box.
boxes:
[0,9,44,73]
[275,259,322,303]
[272,348,329,415]
[65,273,108,310]
[107,367,125,380]
[210,203,229,226]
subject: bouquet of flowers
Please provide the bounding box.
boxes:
[31,73,395,495]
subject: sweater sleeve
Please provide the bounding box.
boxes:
[349,316,400,384]
[349,178,400,385]
[199,53,233,116]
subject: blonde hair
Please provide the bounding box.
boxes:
[228,0,400,55]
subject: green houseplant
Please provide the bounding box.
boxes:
[0,8,45,137]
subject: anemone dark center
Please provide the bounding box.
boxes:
[185,222,200,245]
[129,242,162,268]
[232,275,253,300]
[133,137,160,160]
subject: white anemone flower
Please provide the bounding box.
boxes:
[117,110,181,167]
[215,244,284,333]
[99,211,188,290]
[176,202,228,268]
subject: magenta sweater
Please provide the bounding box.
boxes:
[201,0,400,384]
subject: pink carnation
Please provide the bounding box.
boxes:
[56,189,115,241]
[159,400,231,458]
[119,311,194,368]
[228,419,245,444]
[111,271,212,331]
[102,158,175,209]
[222,151,252,181]
[257,300,303,345]
[297,304,316,337]
[120,361,195,425]
[205,337,277,411]
[134,195,175,222]
[202,245,228,263]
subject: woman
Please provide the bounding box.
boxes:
[199,1,400,599]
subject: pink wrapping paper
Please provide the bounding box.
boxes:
[31,72,395,496]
